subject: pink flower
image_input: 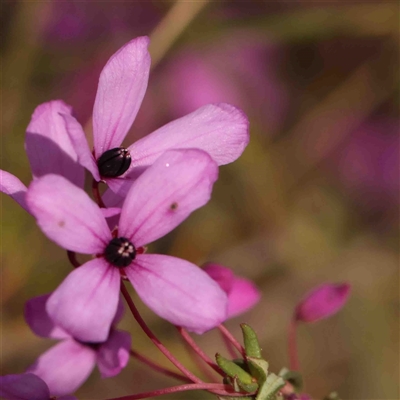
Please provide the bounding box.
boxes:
[203,263,261,319]
[62,36,249,198]
[0,101,84,212]
[0,373,76,400]
[26,149,228,343]
[24,294,130,396]
[295,283,351,323]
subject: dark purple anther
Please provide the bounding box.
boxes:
[97,147,131,177]
[104,237,136,267]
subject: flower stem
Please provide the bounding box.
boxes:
[92,178,106,208]
[106,383,251,400]
[67,251,80,268]
[176,326,224,376]
[220,328,239,359]
[288,319,299,371]
[129,349,190,383]
[217,324,246,356]
[120,282,202,384]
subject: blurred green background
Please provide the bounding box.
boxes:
[1,1,399,399]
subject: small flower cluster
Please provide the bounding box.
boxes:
[1,36,351,400]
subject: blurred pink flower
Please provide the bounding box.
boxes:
[26,150,228,343]
[333,119,399,223]
[0,373,76,400]
[203,263,261,319]
[158,33,288,136]
[42,1,161,46]
[295,283,351,323]
[24,294,130,396]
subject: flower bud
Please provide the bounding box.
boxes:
[295,283,351,323]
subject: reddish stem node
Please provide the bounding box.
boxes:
[106,382,253,400]
[176,326,225,377]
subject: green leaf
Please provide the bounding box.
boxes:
[246,356,269,383]
[216,353,259,393]
[278,367,303,391]
[241,324,262,358]
[323,392,342,400]
[255,373,285,400]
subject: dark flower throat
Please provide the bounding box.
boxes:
[105,237,136,267]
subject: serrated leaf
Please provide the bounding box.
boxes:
[241,324,262,358]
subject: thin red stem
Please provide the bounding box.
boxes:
[176,326,224,376]
[92,178,106,208]
[288,319,299,371]
[120,282,202,384]
[217,324,246,357]
[106,383,252,400]
[129,349,190,383]
[220,328,239,359]
[67,251,80,268]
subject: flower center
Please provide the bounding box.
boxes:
[104,237,136,267]
[97,147,131,177]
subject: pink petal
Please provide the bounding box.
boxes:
[203,263,235,294]
[119,149,218,247]
[126,254,228,334]
[226,277,261,319]
[27,339,96,396]
[25,100,84,187]
[26,175,110,254]
[101,207,121,218]
[0,373,50,400]
[0,170,28,212]
[60,113,100,181]
[46,258,121,343]
[295,283,351,323]
[24,294,70,340]
[96,329,131,378]
[93,36,151,156]
[128,103,249,168]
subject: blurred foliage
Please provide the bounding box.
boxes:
[1,1,399,399]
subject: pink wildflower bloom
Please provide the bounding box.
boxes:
[0,373,76,400]
[203,263,261,319]
[0,101,84,213]
[24,294,130,396]
[26,149,228,343]
[295,283,351,323]
[62,36,249,198]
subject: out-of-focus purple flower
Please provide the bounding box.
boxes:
[295,283,351,323]
[333,119,399,222]
[24,294,130,396]
[203,263,261,319]
[0,373,76,400]
[26,149,228,343]
[158,33,288,137]
[42,1,161,46]
[0,101,84,213]
[63,36,249,198]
